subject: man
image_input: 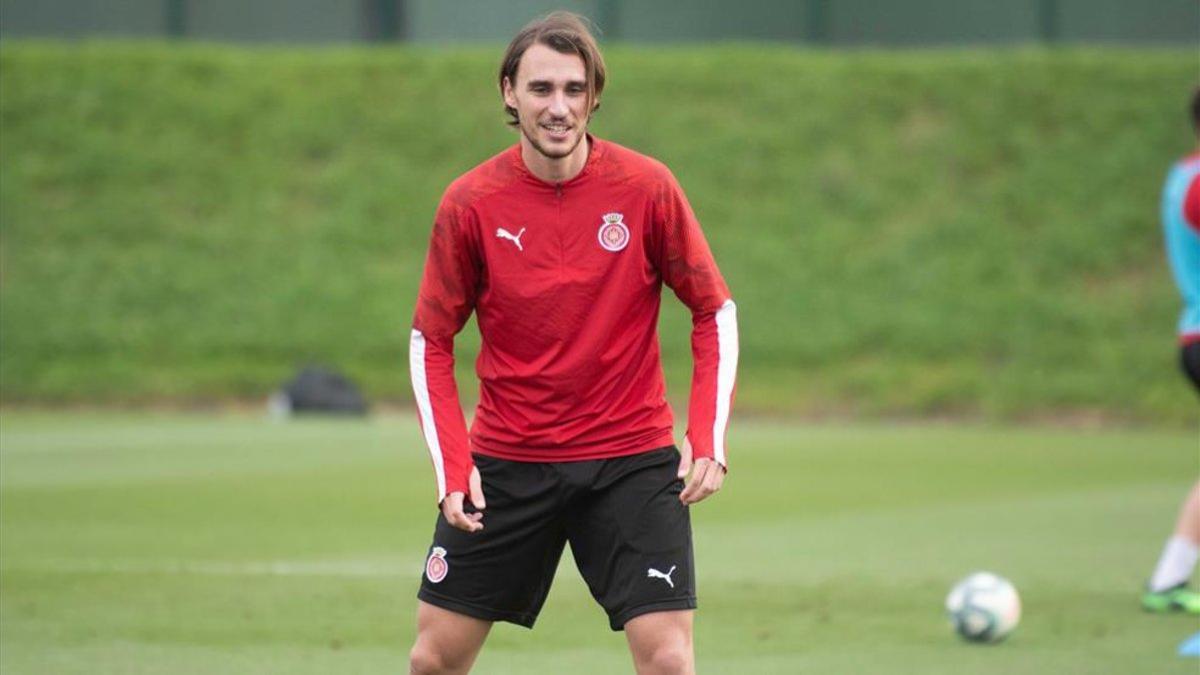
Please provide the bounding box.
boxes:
[1141,87,1200,615]
[407,12,737,674]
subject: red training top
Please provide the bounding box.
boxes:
[1184,153,1200,234]
[410,136,738,503]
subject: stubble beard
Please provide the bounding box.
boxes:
[521,118,586,161]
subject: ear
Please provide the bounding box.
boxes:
[502,76,517,110]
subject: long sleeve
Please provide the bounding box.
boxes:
[410,197,480,503]
[1184,174,1200,233]
[654,170,738,468]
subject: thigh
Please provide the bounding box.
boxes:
[410,600,492,673]
[566,447,696,631]
[418,455,567,628]
[1182,342,1200,395]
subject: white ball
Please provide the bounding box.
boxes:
[945,571,1021,643]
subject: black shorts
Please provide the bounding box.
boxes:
[417,446,696,631]
[1183,341,1200,395]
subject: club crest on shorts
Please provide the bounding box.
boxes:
[425,546,449,583]
[597,212,630,252]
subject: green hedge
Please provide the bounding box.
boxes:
[2,43,1196,423]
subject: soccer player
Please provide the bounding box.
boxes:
[407,12,737,674]
[1141,87,1200,615]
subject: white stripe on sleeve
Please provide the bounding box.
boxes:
[712,300,738,466]
[409,329,446,502]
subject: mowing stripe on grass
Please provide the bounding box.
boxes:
[1,557,421,578]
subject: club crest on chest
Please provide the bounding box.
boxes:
[597,212,630,252]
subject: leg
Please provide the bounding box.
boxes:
[409,601,492,675]
[566,447,697,633]
[1142,344,1200,611]
[1172,480,1200,544]
[624,609,695,675]
[1151,479,1200,593]
[411,456,569,666]
[1143,480,1200,613]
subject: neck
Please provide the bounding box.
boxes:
[520,134,590,184]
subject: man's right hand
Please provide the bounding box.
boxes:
[441,465,486,533]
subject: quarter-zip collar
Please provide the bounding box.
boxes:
[510,134,606,193]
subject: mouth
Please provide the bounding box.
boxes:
[539,121,573,141]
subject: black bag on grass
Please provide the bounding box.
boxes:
[271,366,368,416]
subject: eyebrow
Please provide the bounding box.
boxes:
[526,78,587,89]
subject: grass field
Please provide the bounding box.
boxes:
[1,413,1197,673]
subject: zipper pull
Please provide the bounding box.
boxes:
[555,183,563,199]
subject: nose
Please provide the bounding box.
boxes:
[549,91,569,117]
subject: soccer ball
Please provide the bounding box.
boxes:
[944,571,1021,643]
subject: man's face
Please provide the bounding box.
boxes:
[503,43,592,161]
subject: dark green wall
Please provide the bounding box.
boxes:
[407,0,601,42]
[1,0,1197,44]
[614,0,811,42]
[185,1,362,43]
[0,0,166,38]
[1057,0,1200,44]
[826,0,1038,45]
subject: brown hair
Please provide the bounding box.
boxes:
[499,12,606,126]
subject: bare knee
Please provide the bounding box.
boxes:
[644,644,692,674]
[408,642,444,675]
[409,642,466,675]
[628,634,696,672]
[626,610,694,675]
